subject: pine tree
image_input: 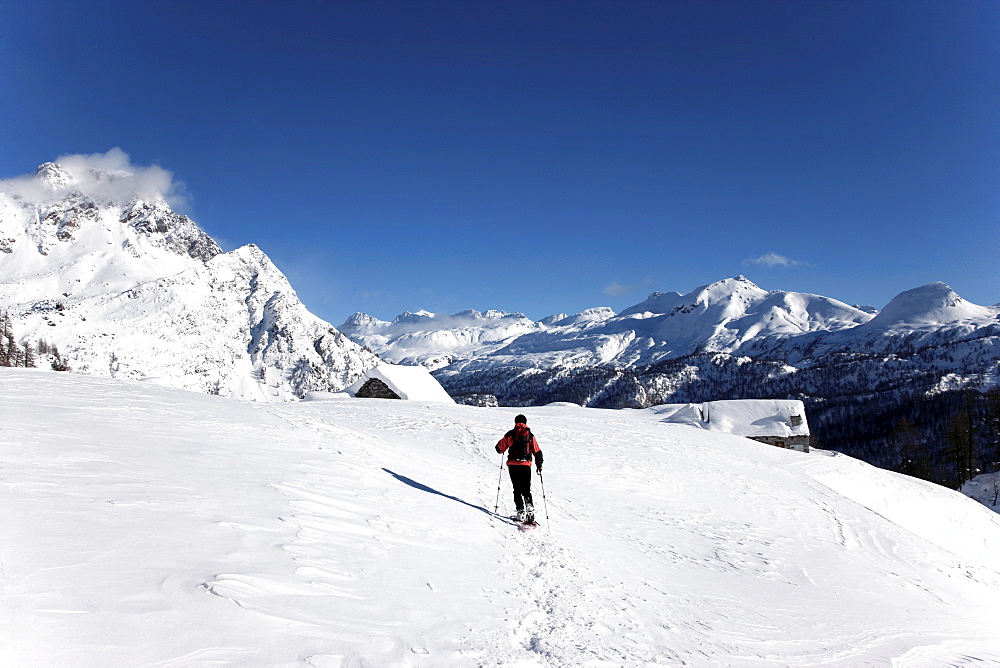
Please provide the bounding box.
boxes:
[985,390,1000,465]
[0,310,10,366]
[2,310,19,367]
[894,417,932,481]
[983,389,1000,504]
[944,394,978,488]
[50,344,70,372]
[7,339,22,368]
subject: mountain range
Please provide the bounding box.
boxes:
[0,160,379,399]
[341,276,999,380]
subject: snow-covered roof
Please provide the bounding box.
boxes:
[656,399,809,437]
[651,403,704,426]
[704,399,809,437]
[348,364,455,403]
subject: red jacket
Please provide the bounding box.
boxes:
[495,423,543,467]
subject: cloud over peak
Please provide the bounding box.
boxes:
[1,148,186,209]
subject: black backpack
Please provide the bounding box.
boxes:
[508,426,533,462]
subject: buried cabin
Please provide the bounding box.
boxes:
[655,399,811,452]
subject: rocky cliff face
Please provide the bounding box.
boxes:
[0,160,379,399]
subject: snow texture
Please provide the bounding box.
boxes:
[863,282,995,330]
[3,367,1000,666]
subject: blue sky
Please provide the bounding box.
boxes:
[1,0,996,323]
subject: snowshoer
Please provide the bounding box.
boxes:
[495,414,543,524]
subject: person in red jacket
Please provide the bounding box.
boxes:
[495,414,544,524]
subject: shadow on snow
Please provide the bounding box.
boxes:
[382,468,508,521]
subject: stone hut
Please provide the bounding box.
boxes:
[347,364,455,403]
[355,377,402,399]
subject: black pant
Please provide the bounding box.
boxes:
[508,465,533,511]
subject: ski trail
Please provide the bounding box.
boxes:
[468,522,681,666]
[267,404,669,665]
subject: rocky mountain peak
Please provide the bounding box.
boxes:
[343,312,385,328]
[1,156,380,400]
[119,199,222,261]
[35,162,77,190]
[392,310,435,325]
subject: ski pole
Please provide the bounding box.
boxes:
[538,469,550,529]
[493,453,505,514]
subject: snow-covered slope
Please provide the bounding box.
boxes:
[865,282,995,329]
[3,368,1000,665]
[0,157,379,399]
[835,281,1000,354]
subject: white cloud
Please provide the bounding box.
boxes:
[0,147,186,209]
[603,281,631,297]
[743,252,804,269]
[603,278,654,297]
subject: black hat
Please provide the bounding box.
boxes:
[514,414,527,424]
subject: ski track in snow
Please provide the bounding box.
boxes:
[4,369,1000,666]
[260,412,644,665]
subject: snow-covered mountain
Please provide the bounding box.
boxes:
[0,158,379,399]
[846,281,998,340]
[343,275,998,373]
[340,276,1000,372]
[739,281,1000,367]
[340,308,541,369]
[492,276,877,369]
[4,368,1000,664]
